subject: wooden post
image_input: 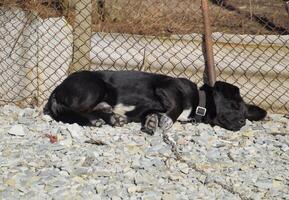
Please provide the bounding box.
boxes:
[285,1,289,16]
[201,0,216,87]
[68,0,92,73]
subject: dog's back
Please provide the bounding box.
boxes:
[44,70,174,124]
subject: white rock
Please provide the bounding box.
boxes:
[178,162,189,174]
[255,179,273,189]
[66,123,85,143]
[59,137,73,147]
[8,124,26,136]
[1,104,289,199]
[127,185,142,193]
[42,114,53,122]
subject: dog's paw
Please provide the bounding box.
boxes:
[159,114,173,131]
[90,118,106,127]
[94,102,113,114]
[141,113,159,135]
[110,113,128,127]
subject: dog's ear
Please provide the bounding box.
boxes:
[245,104,267,121]
[213,81,241,100]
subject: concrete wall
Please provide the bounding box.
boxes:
[0,8,72,106]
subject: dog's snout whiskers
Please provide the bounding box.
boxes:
[238,119,245,125]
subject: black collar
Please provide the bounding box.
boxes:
[193,90,207,123]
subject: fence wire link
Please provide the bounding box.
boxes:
[0,0,288,114]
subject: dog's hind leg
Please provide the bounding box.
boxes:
[141,113,159,135]
[158,114,174,131]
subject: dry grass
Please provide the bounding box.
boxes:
[1,0,288,36]
[92,0,289,35]
[227,0,289,30]
[2,0,74,19]
[92,0,204,36]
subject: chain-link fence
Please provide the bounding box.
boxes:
[0,0,288,114]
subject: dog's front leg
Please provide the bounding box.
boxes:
[155,87,183,131]
[141,104,181,135]
[87,102,128,127]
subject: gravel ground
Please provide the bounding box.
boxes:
[0,105,288,200]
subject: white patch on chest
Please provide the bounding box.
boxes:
[177,108,192,121]
[113,103,135,116]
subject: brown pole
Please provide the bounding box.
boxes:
[285,1,289,16]
[201,0,216,87]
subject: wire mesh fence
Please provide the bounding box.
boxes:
[0,0,288,114]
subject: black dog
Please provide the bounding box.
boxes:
[44,70,266,134]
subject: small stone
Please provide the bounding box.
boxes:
[134,172,158,185]
[72,176,85,183]
[94,170,112,177]
[111,196,122,200]
[72,167,91,176]
[5,179,16,187]
[272,180,284,188]
[59,136,72,147]
[206,149,221,162]
[47,179,69,187]
[255,179,273,189]
[197,175,207,184]
[18,108,36,124]
[67,123,85,143]
[245,119,253,125]
[38,169,58,179]
[162,193,176,200]
[178,162,189,174]
[252,125,264,130]
[8,124,26,136]
[42,114,53,122]
[242,130,254,138]
[142,191,162,200]
[95,184,105,194]
[172,122,183,131]
[281,144,289,152]
[58,170,70,177]
[127,186,142,193]
[177,137,188,145]
[127,144,142,154]
[82,156,95,167]
[139,158,153,169]
[169,173,184,181]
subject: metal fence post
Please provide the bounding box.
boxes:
[68,0,92,73]
[201,0,216,87]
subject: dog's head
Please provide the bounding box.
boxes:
[202,81,267,131]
